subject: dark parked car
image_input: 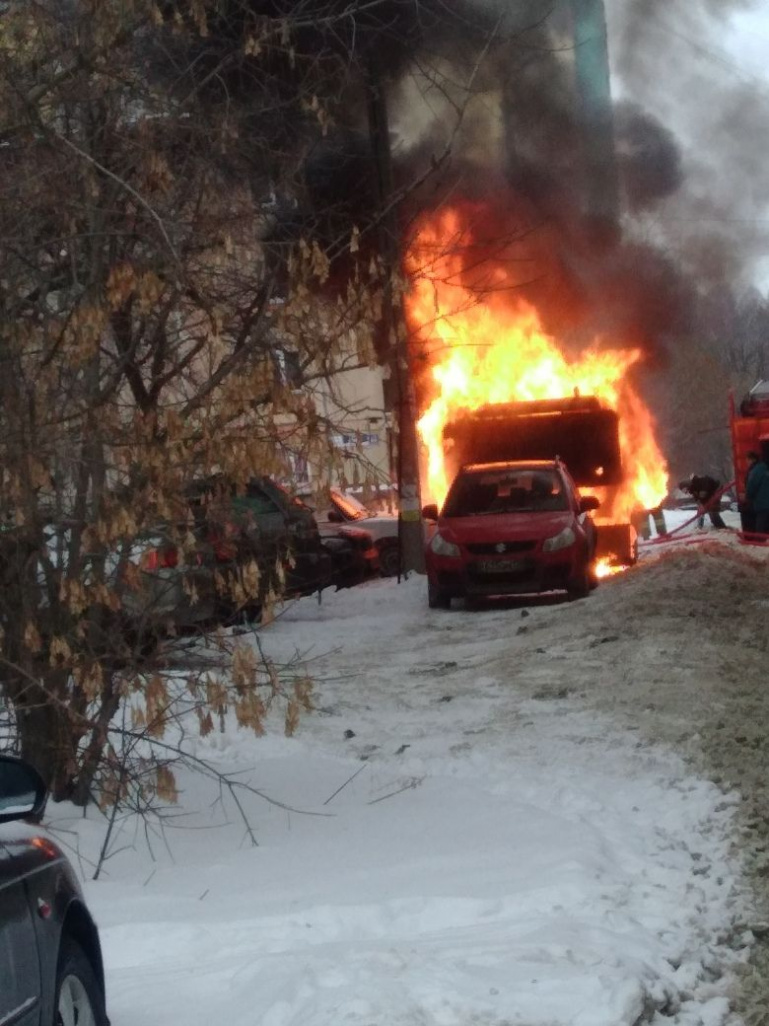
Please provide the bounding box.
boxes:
[123,476,376,630]
[317,522,380,585]
[0,754,109,1026]
[423,459,599,608]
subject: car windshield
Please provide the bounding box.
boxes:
[443,468,569,517]
[331,491,368,520]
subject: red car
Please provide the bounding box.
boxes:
[422,460,600,608]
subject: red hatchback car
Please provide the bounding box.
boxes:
[423,460,600,608]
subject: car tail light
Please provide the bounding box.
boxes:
[142,546,179,571]
[207,528,237,562]
[31,836,59,860]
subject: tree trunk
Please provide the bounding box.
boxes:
[16,694,82,802]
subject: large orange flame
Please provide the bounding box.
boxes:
[406,209,668,523]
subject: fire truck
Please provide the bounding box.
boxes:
[442,395,638,565]
[730,380,769,512]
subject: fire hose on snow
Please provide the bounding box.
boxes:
[642,479,769,548]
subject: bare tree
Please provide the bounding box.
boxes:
[0,0,385,804]
[0,0,509,811]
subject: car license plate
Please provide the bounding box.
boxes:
[477,558,523,573]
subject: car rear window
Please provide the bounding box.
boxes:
[232,492,281,517]
[443,469,568,517]
[189,480,282,524]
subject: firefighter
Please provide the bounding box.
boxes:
[740,451,760,533]
[746,451,769,535]
[679,474,727,529]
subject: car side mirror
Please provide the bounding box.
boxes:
[327,508,343,523]
[422,503,439,521]
[580,495,600,513]
[0,755,47,825]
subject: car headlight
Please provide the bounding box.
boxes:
[430,532,460,559]
[542,526,576,552]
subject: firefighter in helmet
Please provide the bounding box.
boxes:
[679,474,726,530]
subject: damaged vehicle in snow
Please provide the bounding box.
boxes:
[320,491,400,576]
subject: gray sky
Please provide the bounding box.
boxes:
[606,1,769,289]
[728,7,769,79]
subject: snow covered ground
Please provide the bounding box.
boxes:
[47,522,764,1026]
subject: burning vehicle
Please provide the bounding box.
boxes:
[440,395,635,565]
[423,458,599,607]
[406,207,670,573]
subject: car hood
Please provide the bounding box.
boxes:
[439,511,574,543]
[362,513,397,526]
[358,515,397,541]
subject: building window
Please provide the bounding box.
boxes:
[275,349,302,389]
[332,432,380,450]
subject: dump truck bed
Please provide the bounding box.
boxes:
[443,398,623,489]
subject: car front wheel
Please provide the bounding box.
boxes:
[55,938,107,1026]
[378,543,401,577]
[427,579,451,609]
[567,563,591,601]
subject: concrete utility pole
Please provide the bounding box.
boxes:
[568,0,620,231]
[365,62,426,575]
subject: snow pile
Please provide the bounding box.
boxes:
[47,559,753,1026]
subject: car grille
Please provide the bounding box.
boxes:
[465,561,570,590]
[465,540,536,555]
[468,559,535,581]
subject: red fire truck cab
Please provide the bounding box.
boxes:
[730,382,769,509]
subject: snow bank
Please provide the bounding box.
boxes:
[47,566,750,1026]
